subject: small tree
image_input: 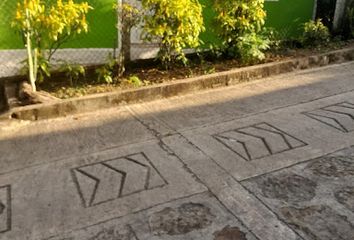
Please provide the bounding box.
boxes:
[115,2,141,76]
[142,0,205,67]
[214,0,269,62]
[12,0,92,92]
[116,3,141,60]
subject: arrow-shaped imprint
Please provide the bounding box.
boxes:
[72,153,166,207]
[214,123,306,161]
[73,164,125,207]
[0,185,11,234]
[0,202,4,215]
[305,102,354,132]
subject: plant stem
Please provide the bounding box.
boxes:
[25,9,36,92]
[33,48,38,83]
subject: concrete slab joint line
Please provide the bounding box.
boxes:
[0,185,11,234]
[0,140,208,239]
[213,122,307,161]
[3,60,354,240]
[242,146,354,240]
[304,102,354,133]
[71,152,167,208]
[162,135,300,240]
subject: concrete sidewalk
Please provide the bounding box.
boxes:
[1,62,354,240]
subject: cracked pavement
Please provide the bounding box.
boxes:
[1,62,354,239]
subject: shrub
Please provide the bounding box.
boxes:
[12,0,92,91]
[236,32,270,63]
[301,19,330,47]
[142,0,205,67]
[59,62,86,86]
[127,75,142,87]
[265,27,302,50]
[96,54,118,84]
[214,0,269,63]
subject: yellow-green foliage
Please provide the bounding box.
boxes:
[115,3,141,29]
[13,0,91,43]
[12,0,92,91]
[142,0,205,66]
[302,19,330,47]
[214,0,269,62]
[214,0,266,38]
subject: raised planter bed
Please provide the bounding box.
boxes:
[3,46,354,121]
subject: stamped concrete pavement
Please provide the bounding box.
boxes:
[1,62,354,239]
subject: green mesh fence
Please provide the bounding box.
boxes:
[0,0,314,78]
[0,0,118,77]
[0,0,118,49]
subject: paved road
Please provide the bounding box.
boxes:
[1,62,354,240]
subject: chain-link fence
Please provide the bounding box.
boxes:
[0,0,165,79]
[0,0,119,78]
[127,0,319,61]
[0,0,317,79]
[125,0,160,61]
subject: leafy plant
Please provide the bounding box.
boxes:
[142,0,205,67]
[267,27,302,50]
[236,32,270,63]
[117,3,141,26]
[12,0,92,91]
[96,54,118,84]
[59,61,85,86]
[301,19,330,47]
[127,75,143,87]
[203,66,215,75]
[213,0,269,62]
[19,53,51,84]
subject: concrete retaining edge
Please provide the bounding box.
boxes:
[5,47,354,120]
